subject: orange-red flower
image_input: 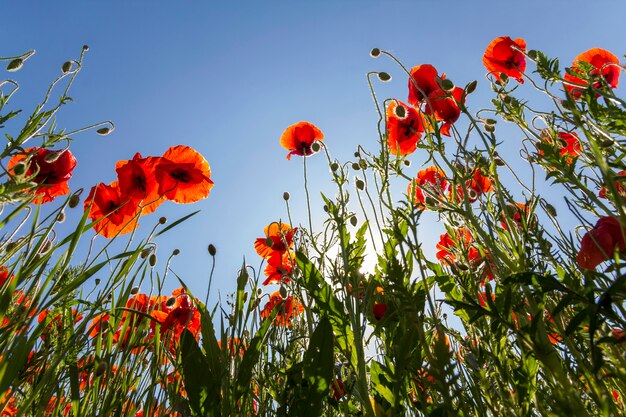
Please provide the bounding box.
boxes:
[577,216,626,270]
[386,100,424,156]
[408,64,445,105]
[424,87,464,136]
[260,291,304,327]
[151,288,201,340]
[372,302,387,321]
[408,166,449,209]
[500,202,532,230]
[564,48,621,99]
[263,252,294,286]
[0,267,13,290]
[84,181,140,238]
[436,228,473,265]
[279,121,324,160]
[599,170,626,199]
[539,130,582,164]
[155,145,213,204]
[451,169,493,203]
[254,222,296,264]
[483,36,527,84]
[8,147,77,204]
[116,153,164,214]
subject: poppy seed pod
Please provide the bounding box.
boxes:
[283,191,290,201]
[94,361,108,377]
[6,58,23,72]
[149,254,157,267]
[61,61,72,73]
[370,48,381,58]
[311,142,321,152]
[378,72,392,82]
[208,244,216,256]
[356,179,365,190]
[68,194,80,208]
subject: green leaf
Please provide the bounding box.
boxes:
[180,329,218,417]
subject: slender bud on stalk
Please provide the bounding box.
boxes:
[356,179,365,190]
[149,254,157,267]
[351,163,360,171]
[527,50,538,60]
[7,59,23,72]
[311,142,321,152]
[279,286,288,299]
[257,288,263,296]
[330,162,339,172]
[57,210,66,223]
[544,204,557,217]
[140,248,151,258]
[440,79,455,92]
[62,61,72,73]
[44,151,64,163]
[130,287,140,295]
[97,127,112,136]
[350,216,358,227]
[40,239,52,254]
[95,278,101,285]
[377,72,391,82]
[12,162,26,176]
[370,48,381,58]
[358,159,367,170]
[465,80,478,94]
[208,244,216,256]
[403,159,411,167]
[69,194,80,208]
[283,192,290,201]
[159,217,167,224]
[172,249,180,256]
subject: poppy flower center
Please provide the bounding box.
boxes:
[169,168,191,183]
[403,119,417,138]
[135,175,147,191]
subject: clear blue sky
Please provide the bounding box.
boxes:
[3,1,626,303]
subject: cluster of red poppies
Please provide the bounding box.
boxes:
[83,145,213,238]
[253,222,304,326]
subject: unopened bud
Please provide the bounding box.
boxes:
[82,45,90,51]
[330,162,339,172]
[44,151,63,163]
[323,205,329,212]
[279,286,288,299]
[149,254,157,267]
[243,292,249,302]
[140,248,151,258]
[394,104,407,119]
[358,159,367,170]
[6,59,23,72]
[354,151,360,158]
[377,72,391,82]
[494,157,505,166]
[265,237,273,247]
[96,127,112,136]
[499,73,509,83]
[403,159,411,167]
[485,119,497,126]
[40,239,52,254]
[166,296,176,307]
[370,48,381,58]
[356,179,365,190]
[351,162,360,171]
[257,288,263,296]
[208,244,216,256]
[61,61,72,73]
[465,80,478,94]
[283,191,290,201]
[95,278,101,285]
[311,142,321,152]
[94,360,108,377]
[5,241,16,252]
[599,138,615,148]
[159,217,167,224]
[440,79,454,92]
[485,124,495,133]
[68,194,80,208]
[350,216,357,227]
[130,286,140,295]
[57,210,66,223]
[12,162,26,176]
[527,50,538,60]
[172,249,180,256]
[502,95,512,104]
[544,203,557,217]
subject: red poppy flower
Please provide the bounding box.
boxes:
[372,302,387,321]
[152,288,201,340]
[155,145,213,204]
[262,252,294,285]
[483,36,527,84]
[84,181,140,238]
[599,170,626,199]
[331,378,346,401]
[564,48,621,99]
[260,291,304,327]
[116,153,164,214]
[436,228,473,265]
[408,64,445,105]
[500,202,533,230]
[8,147,77,204]
[254,222,296,264]
[577,216,626,270]
[478,291,496,308]
[451,169,493,203]
[408,166,449,209]
[386,100,424,156]
[538,130,582,165]
[424,87,464,136]
[0,267,13,289]
[217,337,247,357]
[279,121,324,160]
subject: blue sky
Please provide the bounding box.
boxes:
[3,1,626,303]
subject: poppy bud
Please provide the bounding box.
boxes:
[502,95,512,104]
[544,204,557,217]
[12,162,26,176]
[279,286,288,299]
[323,205,329,212]
[354,151,360,158]
[350,216,357,227]
[208,244,217,256]
[257,288,263,296]
[243,291,249,302]
[440,79,455,92]
[4,241,16,252]
[283,192,290,201]
[265,236,273,247]
[96,127,112,136]
[40,239,52,254]
[94,360,108,377]
[61,61,72,73]
[356,179,365,190]
[403,159,411,167]
[359,159,368,170]
[485,119,497,126]
[82,45,90,51]
[377,72,391,82]
[370,48,381,58]
[485,124,495,133]
[330,162,339,172]
[394,104,407,119]
[494,157,505,166]
[527,50,537,60]
[130,286,140,295]
[149,254,157,267]
[140,248,151,258]
[159,217,167,224]
[57,210,66,223]
[465,80,478,94]
[95,278,101,285]
[311,141,321,152]
[173,249,180,256]
[166,296,176,307]
[44,150,64,163]
[68,194,80,208]
[599,138,614,148]
[351,162,360,171]
[6,58,23,72]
